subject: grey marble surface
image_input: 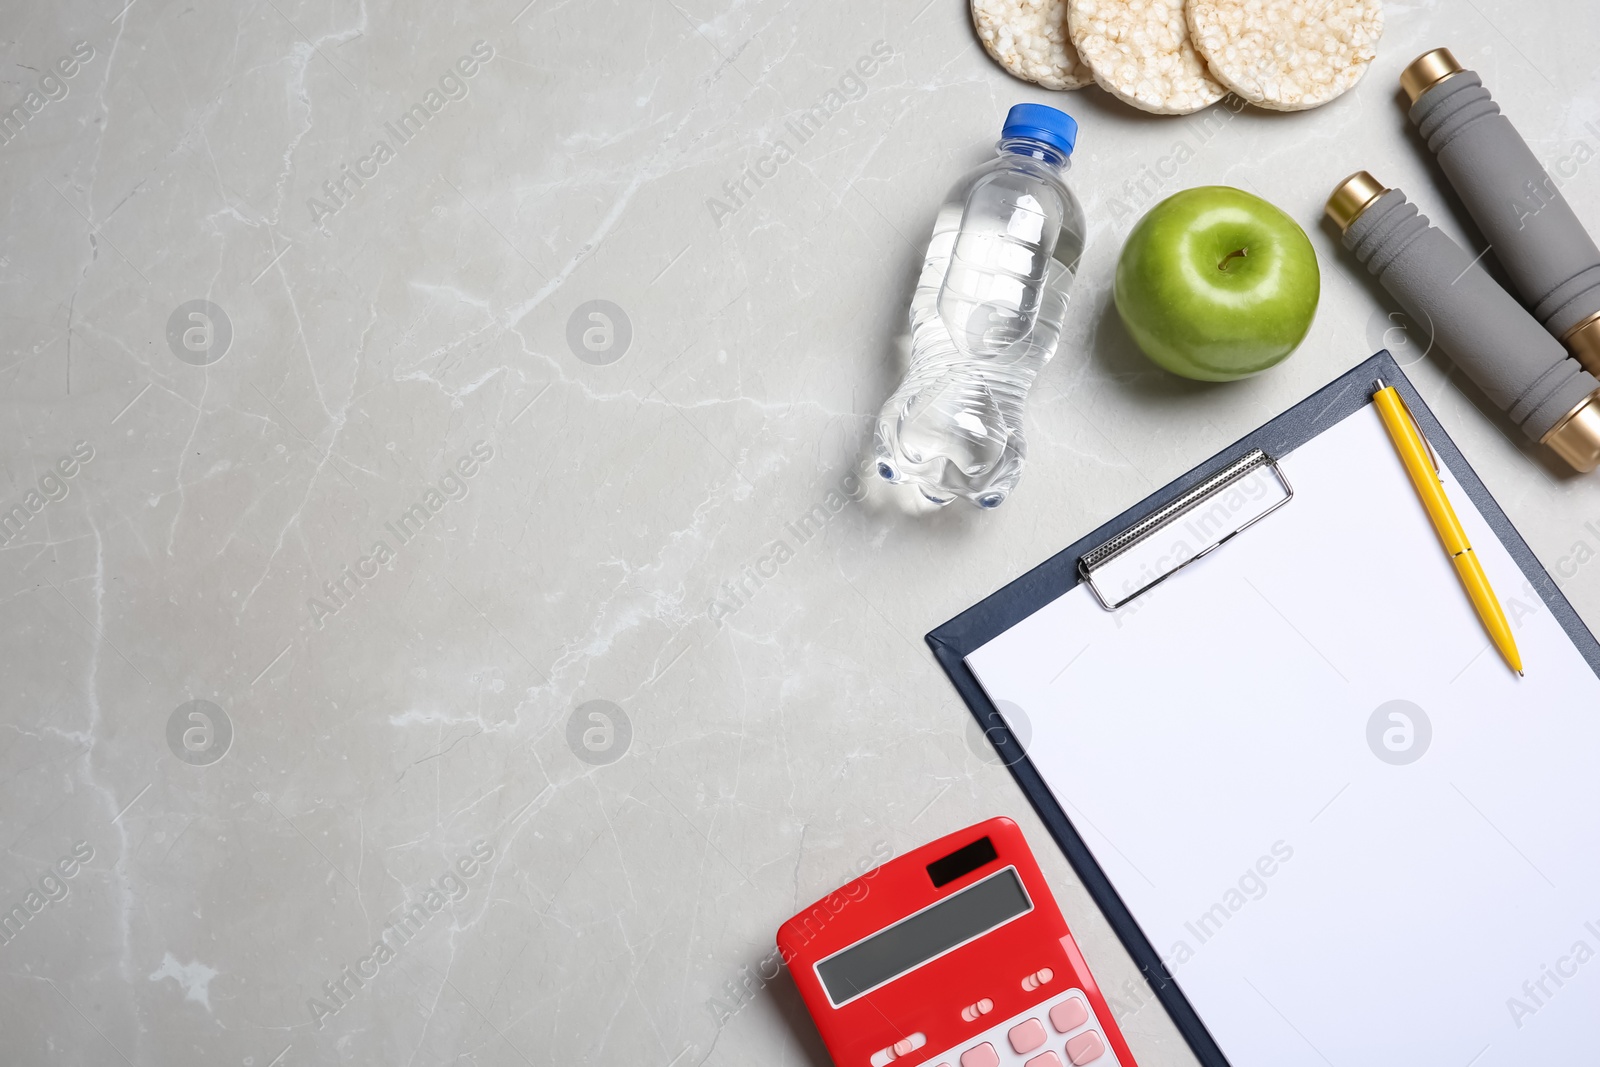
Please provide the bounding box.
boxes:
[3,1,1599,1064]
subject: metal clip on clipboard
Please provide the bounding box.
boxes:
[1078,449,1295,610]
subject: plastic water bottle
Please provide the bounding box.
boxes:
[873,104,1086,509]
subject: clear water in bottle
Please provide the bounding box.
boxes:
[873,104,1086,509]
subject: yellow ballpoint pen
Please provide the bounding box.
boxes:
[1372,379,1523,676]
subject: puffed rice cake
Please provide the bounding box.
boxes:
[1068,0,1227,115]
[1187,0,1383,111]
[972,0,1094,90]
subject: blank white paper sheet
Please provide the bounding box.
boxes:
[965,404,1600,1067]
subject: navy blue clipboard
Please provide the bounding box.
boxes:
[926,351,1600,1067]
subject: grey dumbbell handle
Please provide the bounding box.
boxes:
[1410,67,1600,343]
[1342,188,1599,440]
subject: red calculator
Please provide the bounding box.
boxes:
[777,818,1137,1067]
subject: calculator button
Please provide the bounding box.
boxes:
[962,997,995,1023]
[1049,998,1088,1033]
[1023,966,1056,991]
[871,1032,925,1066]
[1009,1018,1047,1054]
[1066,1030,1106,1065]
[960,1043,1000,1067]
[1025,1054,1063,1067]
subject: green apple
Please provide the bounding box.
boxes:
[1115,186,1320,382]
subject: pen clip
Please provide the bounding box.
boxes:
[1397,391,1441,474]
[1375,378,1440,474]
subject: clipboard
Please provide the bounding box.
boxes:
[926,351,1600,1067]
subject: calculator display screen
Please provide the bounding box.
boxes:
[816,867,1031,1005]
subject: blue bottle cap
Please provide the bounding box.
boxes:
[1001,103,1077,156]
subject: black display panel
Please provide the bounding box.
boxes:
[816,867,1030,1004]
[927,835,999,887]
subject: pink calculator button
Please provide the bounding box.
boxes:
[1066,1030,1106,1065]
[1050,998,1089,1033]
[960,1043,1000,1067]
[1025,1054,1063,1067]
[1009,1018,1047,1054]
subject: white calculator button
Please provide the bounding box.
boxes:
[959,1042,1000,1067]
[1065,1030,1106,1065]
[1049,997,1088,1033]
[1008,1018,1046,1054]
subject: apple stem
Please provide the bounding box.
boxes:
[1219,247,1248,271]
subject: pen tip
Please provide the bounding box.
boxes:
[1517,670,1525,678]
